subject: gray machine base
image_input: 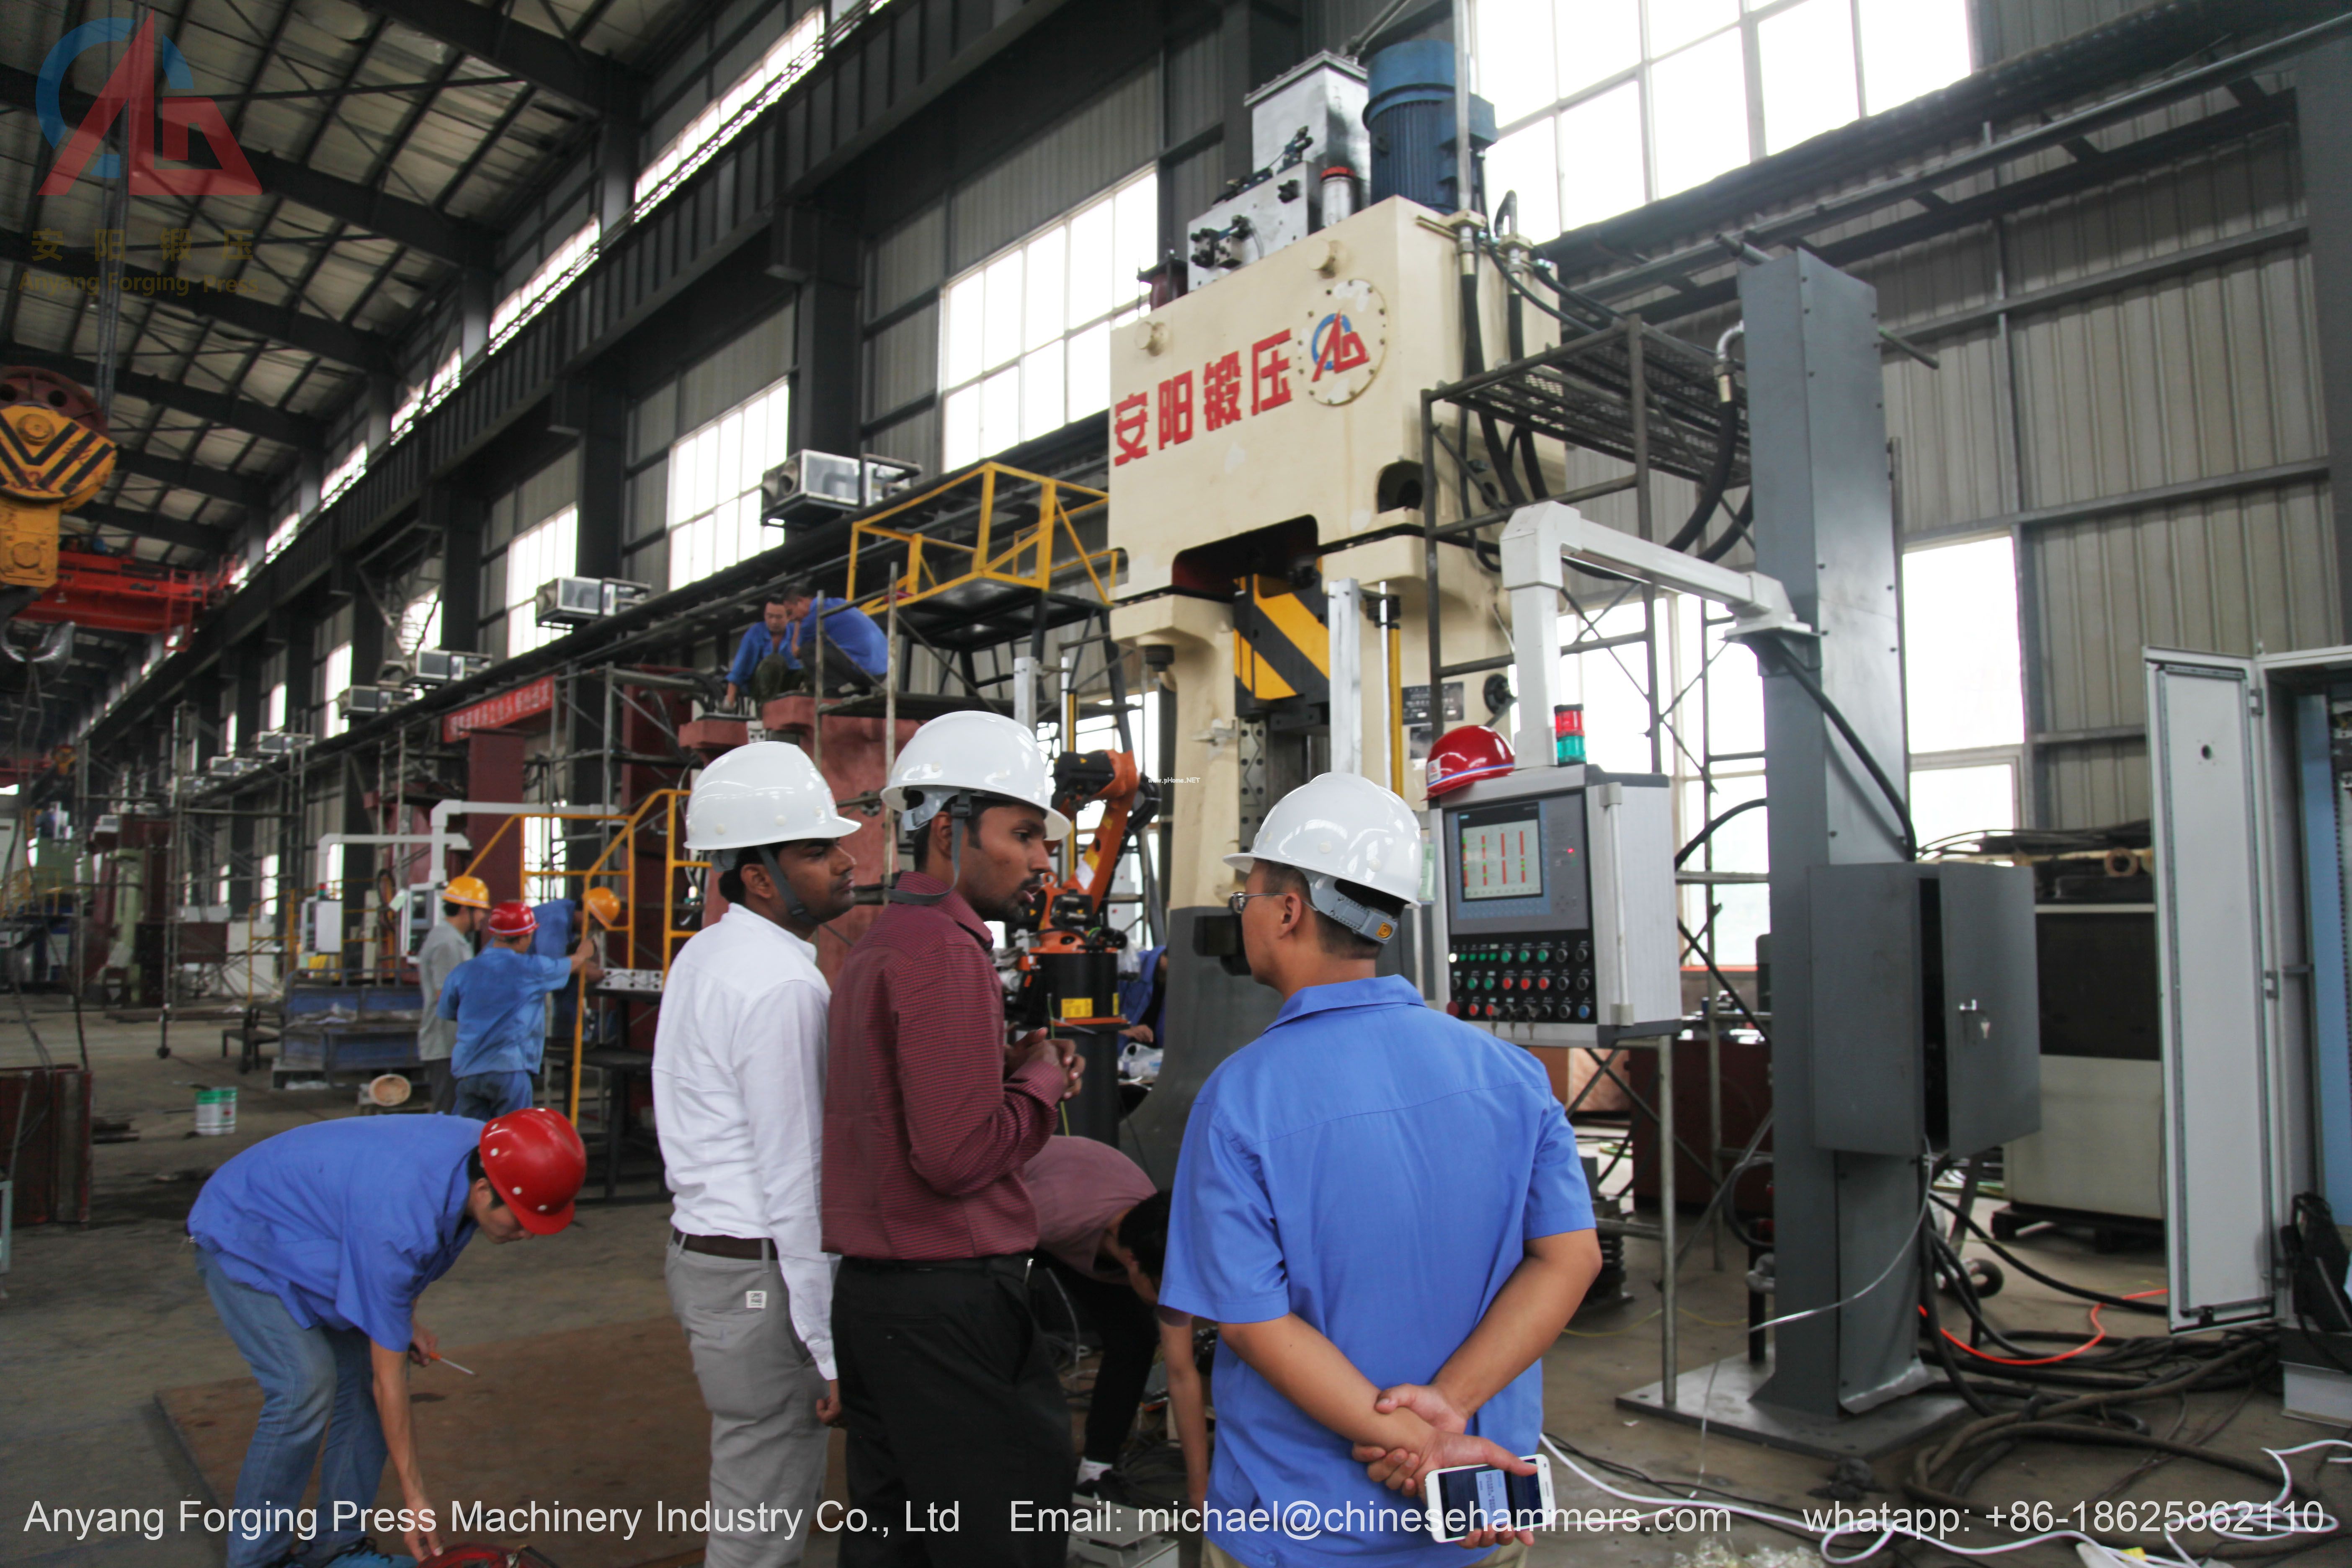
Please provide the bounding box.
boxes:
[1614,1354,1968,1460]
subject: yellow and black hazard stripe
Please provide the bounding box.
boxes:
[0,407,114,503]
[1232,573,1328,708]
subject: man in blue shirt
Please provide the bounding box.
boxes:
[723,579,888,706]
[437,900,601,1119]
[188,1109,587,1568]
[1158,774,1603,1568]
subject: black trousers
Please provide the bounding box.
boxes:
[1040,1256,1158,1466]
[834,1257,1071,1568]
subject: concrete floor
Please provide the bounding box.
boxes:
[3,999,2346,1568]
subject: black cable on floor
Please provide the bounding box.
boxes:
[1929,1196,2169,1314]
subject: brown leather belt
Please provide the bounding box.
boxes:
[672,1228,774,1260]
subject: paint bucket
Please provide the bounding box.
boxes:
[193,1086,238,1137]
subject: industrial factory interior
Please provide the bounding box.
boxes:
[10,1,2352,1566]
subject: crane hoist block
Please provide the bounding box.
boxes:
[0,371,118,592]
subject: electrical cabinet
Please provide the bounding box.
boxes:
[1807,861,2040,1158]
[2144,645,2352,1333]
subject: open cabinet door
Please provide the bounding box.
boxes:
[2146,651,2276,1332]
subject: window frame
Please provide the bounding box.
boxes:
[937,166,1159,471]
[663,376,792,592]
[1474,0,1972,234]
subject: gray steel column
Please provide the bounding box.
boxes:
[423,483,485,651]
[1739,253,1919,1418]
[2296,36,2352,638]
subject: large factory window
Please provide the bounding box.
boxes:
[320,643,352,738]
[398,593,442,660]
[939,170,1158,471]
[1475,0,1971,238]
[667,379,789,589]
[1902,534,2025,847]
[635,8,824,220]
[489,222,600,354]
[505,506,578,658]
[320,443,366,508]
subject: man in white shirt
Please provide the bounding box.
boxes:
[656,742,863,1568]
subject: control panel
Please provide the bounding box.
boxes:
[1448,933,1598,1023]
[1435,765,1679,1044]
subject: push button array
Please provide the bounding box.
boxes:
[1446,933,1597,1023]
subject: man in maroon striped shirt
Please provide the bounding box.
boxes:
[823,712,1083,1568]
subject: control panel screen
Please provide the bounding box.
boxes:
[1460,806,1542,901]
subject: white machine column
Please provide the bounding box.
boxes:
[1499,509,1566,768]
[1326,577,1364,775]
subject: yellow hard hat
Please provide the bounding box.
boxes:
[444,874,492,910]
[583,886,623,928]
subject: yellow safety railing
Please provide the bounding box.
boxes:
[842,461,1116,615]
[557,787,702,1122]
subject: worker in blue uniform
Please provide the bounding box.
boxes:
[187,1109,587,1568]
[723,578,888,706]
[1158,773,1604,1568]
[437,900,601,1119]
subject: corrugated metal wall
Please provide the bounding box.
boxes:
[677,304,797,434]
[862,68,1161,463]
[1860,108,2332,826]
[949,71,1161,271]
[1975,0,2146,64]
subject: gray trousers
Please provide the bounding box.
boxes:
[423,1058,457,1114]
[665,1238,831,1568]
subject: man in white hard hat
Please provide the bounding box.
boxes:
[656,742,861,1568]
[822,709,1084,1568]
[1156,772,1604,1568]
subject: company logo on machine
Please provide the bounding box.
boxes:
[36,18,262,196]
[1114,279,1389,466]
[1302,279,1386,406]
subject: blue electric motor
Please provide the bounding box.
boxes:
[1365,41,1497,212]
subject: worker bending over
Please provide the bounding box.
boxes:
[656,743,860,1568]
[1083,1190,1215,1512]
[437,899,601,1119]
[187,1109,586,1568]
[823,711,1083,1568]
[1022,1136,1161,1500]
[415,876,489,1114]
[1158,773,1604,1568]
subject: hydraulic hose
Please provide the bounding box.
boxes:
[1674,796,1766,867]
[1458,250,1527,508]
[1666,393,1741,552]
[1759,636,1918,858]
[1700,491,1755,562]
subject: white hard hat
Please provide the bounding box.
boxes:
[1224,771,1425,939]
[883,710,1070,838]
[686,741,861,851]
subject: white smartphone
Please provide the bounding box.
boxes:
[1422,1452,1553,1542]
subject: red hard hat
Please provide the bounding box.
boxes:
[1426,724,1515,797]
[487,900,537,938]
[477,1108,586,1235]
